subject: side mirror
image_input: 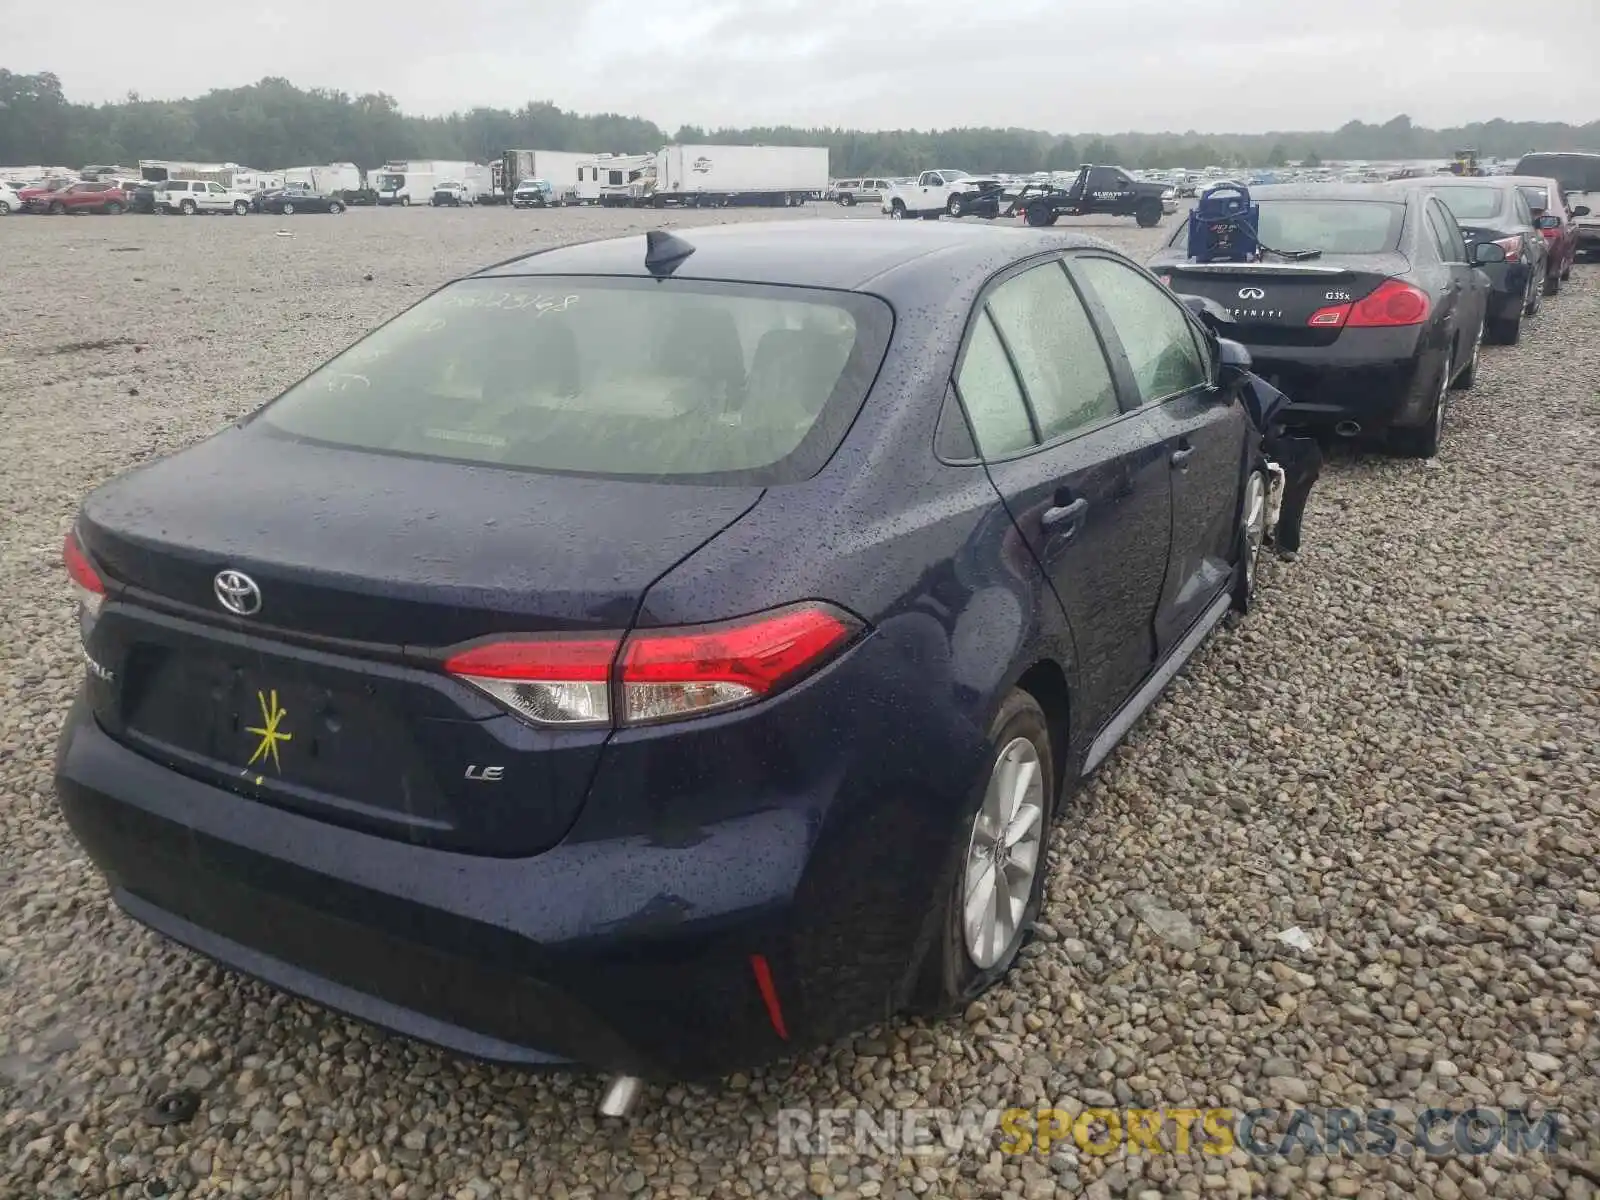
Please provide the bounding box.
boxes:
[1573,205,1592,217]
[1535,214,1561,230]
[1216,337,1252,371]
[1473,241,1507,264]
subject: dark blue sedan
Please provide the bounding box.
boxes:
[55,221,1276,1086]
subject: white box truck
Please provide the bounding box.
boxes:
[646,144,829,207]
[374,161,482,206]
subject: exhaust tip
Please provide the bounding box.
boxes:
[1334,421,1362,437]
[598,1075,643,1119]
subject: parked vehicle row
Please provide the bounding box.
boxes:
[1146,173,1589,457]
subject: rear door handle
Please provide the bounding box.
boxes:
[1040,496,1088,532]
[1170,445,1194,468]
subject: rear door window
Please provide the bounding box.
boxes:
[1426,199,1468,262]
[257,277,893,485]
[984,260,1120,440]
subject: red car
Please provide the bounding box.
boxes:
[17,179,76,206]
[26,181,128,215]
[1511,176,1587,295]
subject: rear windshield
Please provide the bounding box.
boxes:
[1433,187,1503,221]
[255,275,893,485]
[1166,200,1406,254]
[1515,154,1600,193]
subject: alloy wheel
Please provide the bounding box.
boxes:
[962,737,1046,969]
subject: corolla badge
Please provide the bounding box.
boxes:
[214,569,262,616]
[1238,286,1267,300]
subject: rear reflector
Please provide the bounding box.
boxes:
[444,602,862,728]
[63,530,105,616]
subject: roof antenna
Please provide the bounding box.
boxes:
[644,229,695,277]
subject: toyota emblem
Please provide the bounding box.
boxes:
[1237,286,1266,300]
[214,570,262,616]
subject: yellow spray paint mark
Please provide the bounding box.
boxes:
[245,689,293,773]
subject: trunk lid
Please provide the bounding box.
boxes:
[1162,257,1408,347]
[78,427,763,855]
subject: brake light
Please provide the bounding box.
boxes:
[444,602,862,728]
[1493,235,1522,263]
[1157,273,1173,287]
[620,603,860,724]
[62,530,105,616]
[1345,280,1431,328]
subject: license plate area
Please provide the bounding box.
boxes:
[121,646,444,815]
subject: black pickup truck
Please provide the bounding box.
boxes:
[1007,165,1173,228]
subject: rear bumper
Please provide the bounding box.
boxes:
[1576,225,1600,249]
[57,700,809,1078]
[1240,328,1441,431]
[55,620,984,1078]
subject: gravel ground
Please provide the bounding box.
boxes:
[1,205,1597,1200]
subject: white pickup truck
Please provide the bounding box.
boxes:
[881,169,1005,219]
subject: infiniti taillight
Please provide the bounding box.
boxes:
[444,602,863,728]
[1493,235,1522,262]
[62,530,105,618]
[1345,279,1431,328]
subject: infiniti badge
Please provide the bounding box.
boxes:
[214,570,262,616]
[1238,286,1266,300]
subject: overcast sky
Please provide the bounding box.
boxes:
[7,0,1599,133]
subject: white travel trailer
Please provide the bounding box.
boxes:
[588,153,658,206]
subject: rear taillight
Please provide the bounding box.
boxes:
[1493,235,1522,262]
[62,530,105,617]
[444,602,863,728]
[1348,280,1430,327]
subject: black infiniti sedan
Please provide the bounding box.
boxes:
[56,222,1285,1084]
[1148,183,1500,457]
[1426,177,1548,345]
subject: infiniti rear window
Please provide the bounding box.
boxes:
[1162,200,1405,254]
[1433,187,1503,221]
[255,275,893,485]
[1255,200,1405,254]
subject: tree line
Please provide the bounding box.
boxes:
[3,70,1596,176]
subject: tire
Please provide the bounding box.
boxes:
[889,200,907,219]
[180,200,196,215]
[328,201,344,214]
[49,201,66,215]
[1450,320,1482,391]
[840,193,855,207]
[233,200,249,215]
[913,689,1057,1012]
[104,202,123,215]
[1542,269,1559,296]
[281,202,295,215]
[400,196,410,207]
[1391,353,1450,459]
[1524,269,1542,317]
[1025,203,1054,228]
[0,201,9,215]
[947,192,966,217]
[1231,470,1268,613]
[1135,199,1162,228]
[1560,254,1572,281]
